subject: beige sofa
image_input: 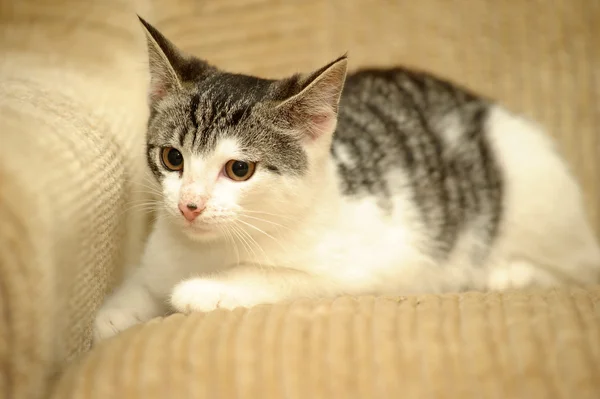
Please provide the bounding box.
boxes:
[1,0,599,398]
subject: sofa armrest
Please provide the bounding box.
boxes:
[0,1,153,397]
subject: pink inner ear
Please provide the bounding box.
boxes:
[305,111,337,140]
[149,73,172,103]
[149,84,167,102]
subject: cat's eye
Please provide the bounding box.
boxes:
[161,147,184,171]
[224,160,256,181]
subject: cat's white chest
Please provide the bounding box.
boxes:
[249,196,441,295]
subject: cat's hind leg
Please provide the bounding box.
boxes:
[486,105,600,288]
[487,259,563,291]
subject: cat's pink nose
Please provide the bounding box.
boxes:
[178,201,204,221]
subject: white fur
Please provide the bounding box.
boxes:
[94,105,600,343]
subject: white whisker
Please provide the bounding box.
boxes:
[219,224,240,266]
[117,202,161,219]
[229,223,259,266]
[232,220,276,267]
[236,219,280,244]
[237,213,293,232]
[237,209,298,221]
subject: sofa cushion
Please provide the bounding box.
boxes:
[51,288,600,398]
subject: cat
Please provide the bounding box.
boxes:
[93,16,600,342]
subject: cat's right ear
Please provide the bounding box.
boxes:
[138,16,208,104]
[271,55,348,141]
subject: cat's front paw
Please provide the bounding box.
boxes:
[93,307,143,344]
[170,279,248,313]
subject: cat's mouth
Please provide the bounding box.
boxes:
[178,218,222,239]
[182,220,212,231]
[167,207,231,239]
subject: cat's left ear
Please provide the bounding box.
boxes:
[274,55,348,140]
[138,16,210,105]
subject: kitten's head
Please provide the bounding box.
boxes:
[139,17,347,241]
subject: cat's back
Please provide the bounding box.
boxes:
[332,67,494,187]
[328,66,600,287]
[331,67,502,258]
[338,66,486,126]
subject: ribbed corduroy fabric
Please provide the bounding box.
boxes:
[1,0,599,398]
[52,288,600,399]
